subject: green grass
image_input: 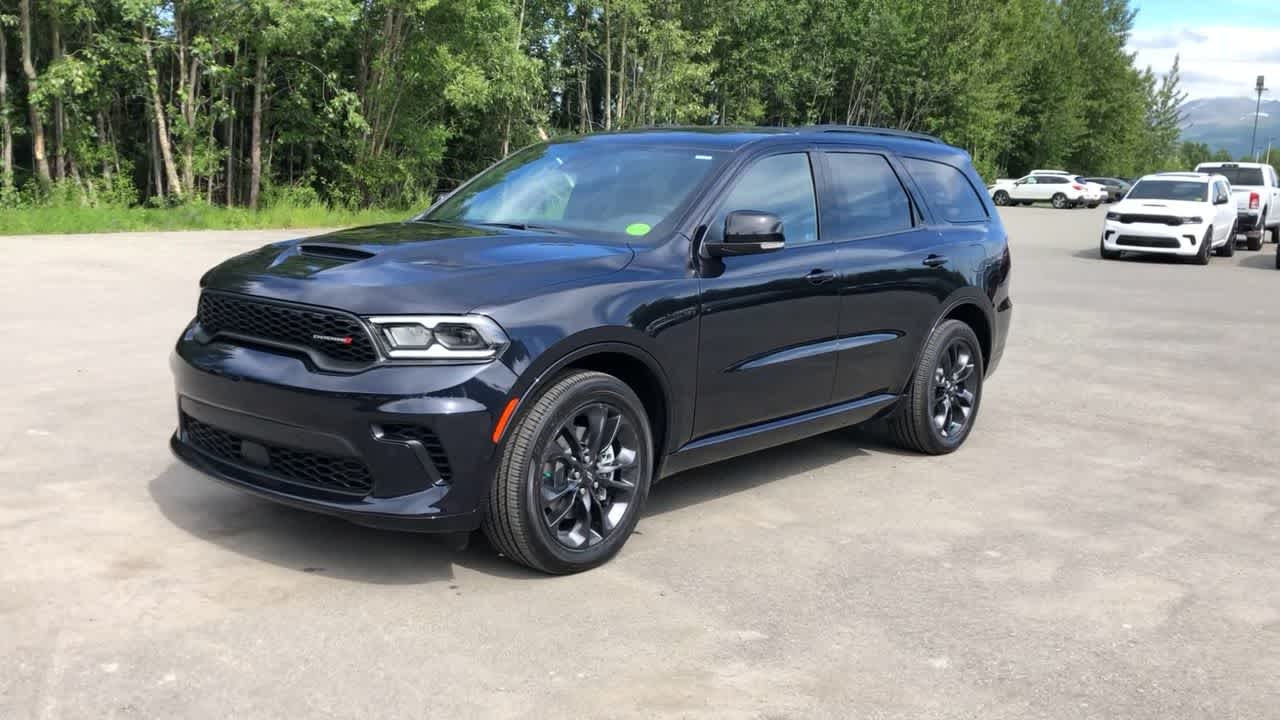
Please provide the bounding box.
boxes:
[0,203,411,235]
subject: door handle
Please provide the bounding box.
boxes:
[806,268,837,285]
[922,254,949,268]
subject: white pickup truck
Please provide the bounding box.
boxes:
[1194,162,1280,250]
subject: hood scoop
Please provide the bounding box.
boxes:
[299,244,377,262]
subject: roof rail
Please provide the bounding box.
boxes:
[801,124,943,144]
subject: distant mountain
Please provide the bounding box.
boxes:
[1180,97,1280,159]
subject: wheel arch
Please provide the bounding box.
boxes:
[510,339,675,461]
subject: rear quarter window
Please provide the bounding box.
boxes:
[903,157,989,223]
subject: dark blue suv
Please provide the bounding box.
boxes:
[170,127,1012,573]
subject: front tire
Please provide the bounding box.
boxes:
[886,320,984,455]
[1100,237,1121,260]
[1052,193,1068,209]
[993,190,1011,206]
[482,370,654,574]
[1216,223,1236,257]
[1193,227,1212,265]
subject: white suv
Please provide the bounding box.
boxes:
[1193,162,1280,250]
[1100,172,1237,264]
[990,173,1091,209]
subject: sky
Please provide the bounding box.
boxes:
[1129,0,1280,100]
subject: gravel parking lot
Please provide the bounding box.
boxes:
[2,206,1279,719]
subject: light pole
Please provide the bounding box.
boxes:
[1250,75,1268,161]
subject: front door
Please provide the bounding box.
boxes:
[693,151,839,438]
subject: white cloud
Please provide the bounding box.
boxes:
[1128,25,1280,100]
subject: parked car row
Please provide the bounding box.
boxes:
[988,170,1127,209]
[1097,166,1280,266]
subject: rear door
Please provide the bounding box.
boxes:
[816,148,959,402]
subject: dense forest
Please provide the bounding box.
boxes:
[0,0,1192,212]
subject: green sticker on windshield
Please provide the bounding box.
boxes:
[625,223,652,236]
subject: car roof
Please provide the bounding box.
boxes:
[1195,161,1270,169]
[550,126,969,163]
[1140,172,1213,183]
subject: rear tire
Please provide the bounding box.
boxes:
[886,320,984,455]
[482,370,654,574]
[1246,226,1264,251]
[1052,193,1068,209]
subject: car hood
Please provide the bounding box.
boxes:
[198,222,636,315]
[1109,199,1207,216]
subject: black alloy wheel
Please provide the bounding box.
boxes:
[886,319,984,455]
[536,402,642,551]
[483,370,653,574]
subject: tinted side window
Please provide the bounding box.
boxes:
[716,153,818,246]
[903,157,988,223]
[823,153,913,238]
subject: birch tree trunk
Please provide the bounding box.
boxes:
[142,24,184,197]
[18,0,51,189]
[0,26,13,195]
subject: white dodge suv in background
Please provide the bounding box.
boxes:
[990,172,1092,209]
[1100,172,1237,264]
[1193,161,1280,250]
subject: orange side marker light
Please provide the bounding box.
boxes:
[492,398,520,443]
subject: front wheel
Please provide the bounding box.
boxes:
[1216,223,1236,257]
[482,370,653,574]
[993,190,1011,206]
[1192,227,1212,265]
[1100,237,1121,260]
[1052,193,1069,209]
[886,320,984,455]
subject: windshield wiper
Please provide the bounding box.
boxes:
[475,221,562,233]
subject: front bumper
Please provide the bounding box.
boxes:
[169,329,519,532]
[1102,221,1210,256]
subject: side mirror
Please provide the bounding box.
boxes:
[703,210,785,257]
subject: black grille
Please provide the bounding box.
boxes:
[378,424,452,481]
[182,413,373,494]
[1116,235,1180,249]
[197,292,378,364]
[1114,214,1181,226]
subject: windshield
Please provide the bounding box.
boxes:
[1127,180,1206,202]
[1199,166,1265,186]
[424,142,726,238]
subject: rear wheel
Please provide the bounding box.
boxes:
[886,320,984,455]
[1052,193,1068,209]
[1246,221,1264,251]
[993,190,1010,206]
[482,370,653,574]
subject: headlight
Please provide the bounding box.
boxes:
[365,314,508,362]
[1179,216,1203,225]
[1105,212,1120,220]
